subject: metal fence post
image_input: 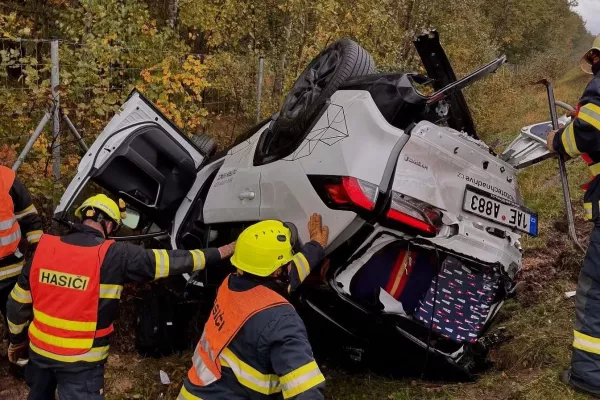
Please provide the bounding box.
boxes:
[12,105,55,172]
[51,40,60,181]
[256,56,264,123]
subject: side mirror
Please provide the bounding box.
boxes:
[121,208,141,230]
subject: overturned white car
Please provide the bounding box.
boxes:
[55,31,554,379]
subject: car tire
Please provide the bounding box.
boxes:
[191,134,217,157]
[272,38,375,139]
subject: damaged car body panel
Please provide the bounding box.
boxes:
[392,121,523,271]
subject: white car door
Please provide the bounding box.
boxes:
[202,123,268,223]
[54,90,206,232]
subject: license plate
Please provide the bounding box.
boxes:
[462,185,538,236]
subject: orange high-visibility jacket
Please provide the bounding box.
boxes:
[28,234,115,356]
[188,274,289,387]
[0,166,22,259]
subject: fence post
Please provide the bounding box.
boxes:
[12,105,55,172]
[51,40,60,181]
[256,56,264,123]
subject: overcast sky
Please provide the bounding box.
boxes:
[575,0,600,35]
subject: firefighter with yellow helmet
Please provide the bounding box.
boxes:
[178,214,329,400]
[6,194,235,400]
[546,35,600,396]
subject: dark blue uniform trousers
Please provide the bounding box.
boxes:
[25,361,104,400]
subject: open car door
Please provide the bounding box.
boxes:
[55,90,206,232]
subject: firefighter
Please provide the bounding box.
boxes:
[5,194,235,400]
[0,165,42,339]
[178,214,329,400]
[546,35,600,396]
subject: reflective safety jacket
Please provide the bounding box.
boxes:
[0,166,42,285]
[6,224,220,372]
[554,71,600,221]
[179,241,326,400]
[28,234,113,356]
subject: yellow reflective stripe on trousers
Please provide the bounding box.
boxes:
[99,284,123,299]
[574,330,600,355]
[579,103,600,130]
[8,319,29,335]
[177,385,203,400]
[585,202,593,221]
[29,342,109,363]
[0,228,20,246]
[293,253,310,283]
[26,230,43,244]
[10,283,31,303]
[29,322,94,349]
[15,204,37,219]
[280,360,325,399]
[190,250,206,272]
[33,307,96,331]
[219,347,282,395]
[153,249,170,279]
[560,124,580,158]
[0,260,23,279]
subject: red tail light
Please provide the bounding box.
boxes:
[386,192,441,236]
[311,176,379,212]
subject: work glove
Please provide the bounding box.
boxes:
[8,341,28,364]
[308,213,329,248]
[218,241,236,259]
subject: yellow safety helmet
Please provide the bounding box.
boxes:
[230,220,295,277]
[75,194,123,225]
[581,35,600,75]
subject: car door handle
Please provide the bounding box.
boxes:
[238,190,255,201]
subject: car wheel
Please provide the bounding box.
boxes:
[272,38,375,139]
[191,134,217,157]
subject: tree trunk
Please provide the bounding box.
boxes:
[272,13,293,100]
[168,0,179,29]
[295,12,308,77]
[399,0,415,64]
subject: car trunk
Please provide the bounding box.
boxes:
[330,230,508,365]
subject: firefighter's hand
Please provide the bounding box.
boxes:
[567,109,578,118]
[308,213,329,248]
[547,130,557,152]
[218,241,236,259]
[8,341,28,364]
